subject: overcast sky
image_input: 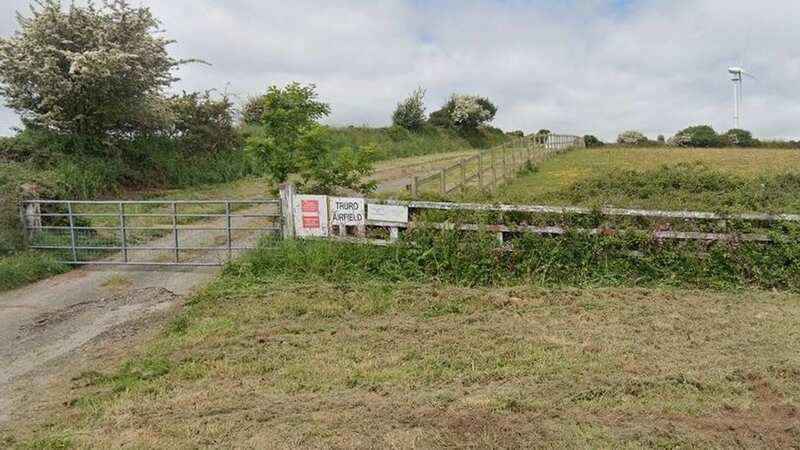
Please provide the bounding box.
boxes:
[0,0,798,141]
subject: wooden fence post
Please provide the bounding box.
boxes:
[502,148,507,181]
[491,150,497,188]
[279,182,296,239]
[459,160,466,193]
[477,153,484,190]
[411,176,419,198]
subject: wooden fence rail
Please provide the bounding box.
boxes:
[407,133,584,197]
[359,198,800,245]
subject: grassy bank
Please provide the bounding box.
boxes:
[8,275,799,448]
[492,147,800,212]
[0,252,67,292]
[328,125,509,161]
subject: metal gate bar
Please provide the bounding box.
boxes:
[20,199,282,266]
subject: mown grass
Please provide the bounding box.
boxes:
[492,147,800,212]
[7,273,799,448]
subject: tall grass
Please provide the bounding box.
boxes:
[229,226,800,291]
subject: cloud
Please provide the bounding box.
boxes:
[0,0,797,141]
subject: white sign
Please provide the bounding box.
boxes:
[293,195,329,237]
[330,197,366,226]
[368,204,409,224]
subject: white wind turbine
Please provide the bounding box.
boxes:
[728,66,756,129]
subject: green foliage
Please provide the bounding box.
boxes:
[392,87,426,131]
[244,83,331,183]
[552,162,800,213]
[297,134,378,195]
[583,135,603,147]
[0,252,67,292]
[670,125,723,148]
[724,128,756,147]
[326,125,509,161]
[428,94,497,133]
[617,130,648,146]
[0,0,186,140]
[165,91,241,154]
[231,228,800,290]
[537,129,551,136]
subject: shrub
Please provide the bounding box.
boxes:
[428,94,497,133]
[670,125,723,148]
[245,82,376,193]
[392,88,426,132]
[244,83,331,183]
[0,0,187,141]
[583,135,603,147]
[617,130,648,146]
[724,129,757,148]
[165,91,241,154]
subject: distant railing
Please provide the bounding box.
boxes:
[406,133,584,197]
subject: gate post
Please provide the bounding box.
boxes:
[279,182,296,240]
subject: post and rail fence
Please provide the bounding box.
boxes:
[20,192,800,266]
[19,130,800,267]
[407,133,584,197]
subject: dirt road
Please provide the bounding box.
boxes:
[0,204,273,424]
[0,150,477,427]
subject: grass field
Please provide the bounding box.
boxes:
[7,273,800,449]
[491,147,800,212]
[6,146,800,449]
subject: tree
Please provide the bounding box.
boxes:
[0,0,187,141]
[617,130,648,146]
[428,94,497,133]
[670,125,722,148]
[583,135,603,147]
[244,83,331,183]
[166,91,240,154]
[245,83,376,193]
[537,129,552,136]
[392,87,426,131]
[724,129,756,147]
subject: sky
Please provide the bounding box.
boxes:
[0,0,798,141]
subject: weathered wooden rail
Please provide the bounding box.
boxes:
[407,133,584,196]
[358,199,800,245]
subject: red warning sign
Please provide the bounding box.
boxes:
[302,215,321,229]
[301,199,319,213]
[293,195,329,237]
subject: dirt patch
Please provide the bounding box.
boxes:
[0,287,181,424]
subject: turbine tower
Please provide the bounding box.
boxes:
[728,66,755,129]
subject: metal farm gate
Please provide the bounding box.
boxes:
[20,199,282,266]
